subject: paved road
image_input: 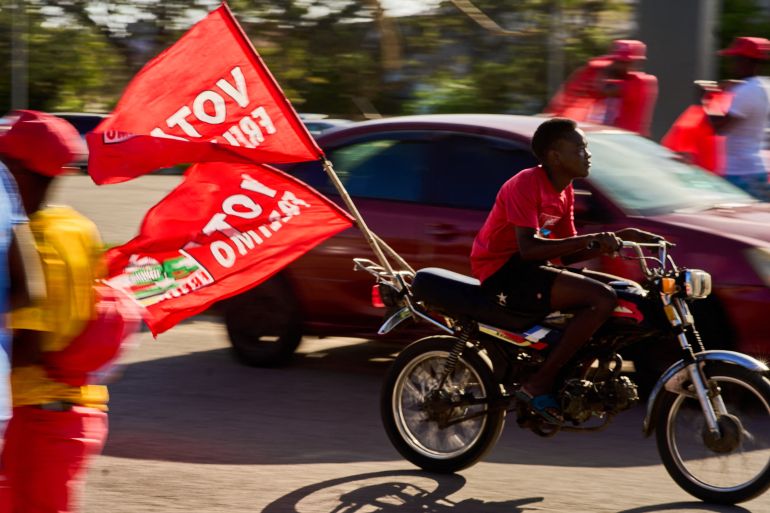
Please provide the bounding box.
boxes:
[78,322,768,513]
[52,175,768,512]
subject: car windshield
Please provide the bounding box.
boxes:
[586,132,755,215]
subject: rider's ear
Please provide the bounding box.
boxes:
[546,147,561,167]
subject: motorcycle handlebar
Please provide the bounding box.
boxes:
[621,240,675,249]
[620,239,675,276]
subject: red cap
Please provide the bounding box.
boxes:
[719,36,770,60]
[0,110,85,176]
[608,40,647,62]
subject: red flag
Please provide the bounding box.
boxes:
[87,3,321,184]
[104,162,353,335]
[661,91,732,175]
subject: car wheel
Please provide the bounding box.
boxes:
[222,274,303,367]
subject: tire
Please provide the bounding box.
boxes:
[380,335,506,473]
[655,362,770,504]
[223,274,302,367]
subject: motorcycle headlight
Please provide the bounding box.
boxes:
[684,269,711,299]
[746,247,770,288]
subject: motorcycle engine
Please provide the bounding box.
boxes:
[560,376,639,423]
[560,379,595,423]
[598,376,639,414]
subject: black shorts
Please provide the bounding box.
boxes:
[480,254,565,314]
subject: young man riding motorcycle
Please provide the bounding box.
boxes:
[470,117,662,423]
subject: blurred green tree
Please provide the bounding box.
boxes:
[0,3,125,112]
[0,0,633,117]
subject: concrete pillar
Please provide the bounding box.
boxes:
[637,0,720,140]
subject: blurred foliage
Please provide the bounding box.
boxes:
[2,0,635,117]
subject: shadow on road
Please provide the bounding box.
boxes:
[103,337,659,469]
[261,470,544,513]
[616,501,752,513]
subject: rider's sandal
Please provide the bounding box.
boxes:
[514,389,564,425]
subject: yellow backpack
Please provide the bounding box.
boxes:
[10,205,105,351]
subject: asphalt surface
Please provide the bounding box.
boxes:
[80,322,767,513]
[49,174,769,513]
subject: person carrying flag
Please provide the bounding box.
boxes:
[545,39,658,136]
[0,110,141,513]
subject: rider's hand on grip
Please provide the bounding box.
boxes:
[590,232,623,255]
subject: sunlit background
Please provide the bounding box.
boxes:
[2,1,768,126]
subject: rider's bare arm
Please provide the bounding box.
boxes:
[515,226,620,263]
[516,227,663,265]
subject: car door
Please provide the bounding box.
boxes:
[285,131,442,331]
[421,132,538,275]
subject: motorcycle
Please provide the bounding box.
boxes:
[354,240,770,505]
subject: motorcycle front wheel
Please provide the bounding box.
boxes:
[380,335,506,474]
[656,362,770,504]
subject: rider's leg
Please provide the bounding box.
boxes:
[522,271,617,397]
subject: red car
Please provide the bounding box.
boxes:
[221,114,770,368]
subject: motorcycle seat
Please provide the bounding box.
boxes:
[412,267,543,332]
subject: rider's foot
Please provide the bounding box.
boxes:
[515,387,563,425]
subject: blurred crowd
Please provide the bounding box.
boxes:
[546,35,770,201]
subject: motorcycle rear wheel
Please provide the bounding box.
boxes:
[381,335,506,474]
[656,362,770,504]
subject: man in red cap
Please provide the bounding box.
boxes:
[0,110,141,513]
[708,36,770,200]
[544,39,659,136]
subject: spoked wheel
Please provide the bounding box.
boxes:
[381,336,506,474]
[656,362,770,504]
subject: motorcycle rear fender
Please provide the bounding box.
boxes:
[377,306,413,335]
[642,350,769,436]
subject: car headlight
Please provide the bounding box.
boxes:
[684,269,712,299]
[746,247,770,288]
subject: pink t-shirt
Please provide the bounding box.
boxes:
[471,166,576,282]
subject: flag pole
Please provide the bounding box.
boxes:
[222,2,412,281]
[321,159,409,282]
[371,232,415,275]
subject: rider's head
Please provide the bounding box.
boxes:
[532,117,591,180]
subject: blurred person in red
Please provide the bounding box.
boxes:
[0,110,141,513]
[545,39,659,136]
[707,36,770,200]
[661,81,733,175]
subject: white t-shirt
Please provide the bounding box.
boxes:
[725,76,770,176]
